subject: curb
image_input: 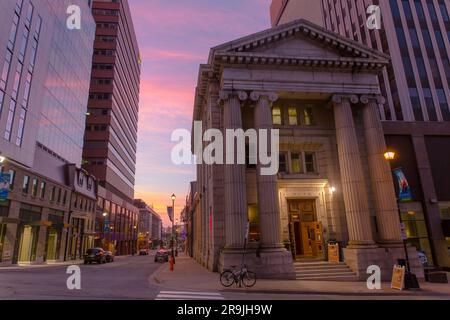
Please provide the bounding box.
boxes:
[220,288,449,297]
[148,262,168,285]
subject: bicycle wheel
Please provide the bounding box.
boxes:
[220,270,235,287]
[242,271,256,287]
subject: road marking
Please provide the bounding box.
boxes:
[155,290,225,300]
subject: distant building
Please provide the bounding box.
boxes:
[134,199,162,249]
[83,0,141,256]
[0,0,95,266]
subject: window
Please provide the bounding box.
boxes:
[22,175,30,194]
[304,107,314,126]
[50,186,56,201]
[31,178,38,197]
[272,106,282,125]
[39,182,46,199]
[288,107,298,125]
[305,153,316,173]
[8,170,15,191]
[63,190,67,205]
[279,153,287,173]
[291,153,302,173]
[57,188,62,203]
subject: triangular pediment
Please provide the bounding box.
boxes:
[209,19,389,70]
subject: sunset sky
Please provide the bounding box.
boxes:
[130,0,271,226]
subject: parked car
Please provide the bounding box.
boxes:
[105,251,115,263]
[154,248,169,262]
[139,249,149,256]
[84,248,107,264]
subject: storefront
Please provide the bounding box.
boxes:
[0,201,9,262]
[45,210,64,261]
[14,204,42,264]
[68,217,85,260]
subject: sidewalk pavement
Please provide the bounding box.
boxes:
[149,254,450,297]
[0,254,135,270]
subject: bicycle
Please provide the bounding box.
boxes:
[220,265,256,288]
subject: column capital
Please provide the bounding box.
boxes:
[218,90,248,105]
[360,94,386,105]
[331,94,359,105]
[249,91,278,103]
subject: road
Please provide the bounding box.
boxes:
[0,255,163,300]
[0,255,448,300]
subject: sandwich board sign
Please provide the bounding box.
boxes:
[328,243,340,263]
[391,265,406,290]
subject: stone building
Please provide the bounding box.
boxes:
[192,19,423,280]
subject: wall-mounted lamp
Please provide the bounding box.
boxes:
[102,212,107,217]
[384,151,396,161]
[329,186,336,194]
[0,156,5,163]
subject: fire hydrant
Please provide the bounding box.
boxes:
[169,255,174,271]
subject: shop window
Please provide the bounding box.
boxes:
[272,106,282,125]
[288,107,298,125]
[400,203,433,265]
[247,204,260,242]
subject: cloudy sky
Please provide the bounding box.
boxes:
[130,0,271,226]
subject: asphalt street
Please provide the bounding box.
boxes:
[0,255,448,300]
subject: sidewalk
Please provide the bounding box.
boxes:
[149,254,450,297]
[0,254,133,270]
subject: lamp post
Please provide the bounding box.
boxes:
[384,151,420,289]
[171,194,176,261]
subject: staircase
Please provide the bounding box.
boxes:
[294,261,359,281]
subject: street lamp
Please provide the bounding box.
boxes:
[171,194,176,260]
[384,150,420,289]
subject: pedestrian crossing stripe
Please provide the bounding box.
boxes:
[155,290,225,300]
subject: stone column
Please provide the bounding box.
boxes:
[332,94,375,248]
[220,90,248,250]
[361,95,402,246]
[250,91,284,250]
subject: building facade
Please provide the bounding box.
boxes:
[83,0,141,255]
[134,199,163,250]
[192,19,424,280]
[0,0,96,266]
[270,0,450,270]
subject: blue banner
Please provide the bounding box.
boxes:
[393,168,412,202]
[0,173,11,202]
[167,206,174,223]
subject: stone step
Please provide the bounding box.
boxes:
[296,270,356,277]
[296,274,359,281]
[295,267,353,274]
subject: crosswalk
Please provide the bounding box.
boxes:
[155,290,225,300]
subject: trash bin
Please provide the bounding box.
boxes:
[397,259,407,267]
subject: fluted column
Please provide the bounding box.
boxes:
[220,90,248,249]
[251,91,284,250]
[361,95,402,246]
[332,94,376,248]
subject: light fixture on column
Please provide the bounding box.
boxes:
[384,151,396,161]
[329,186,336,194]
[102,212,107,217]
[0,156,5,163]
